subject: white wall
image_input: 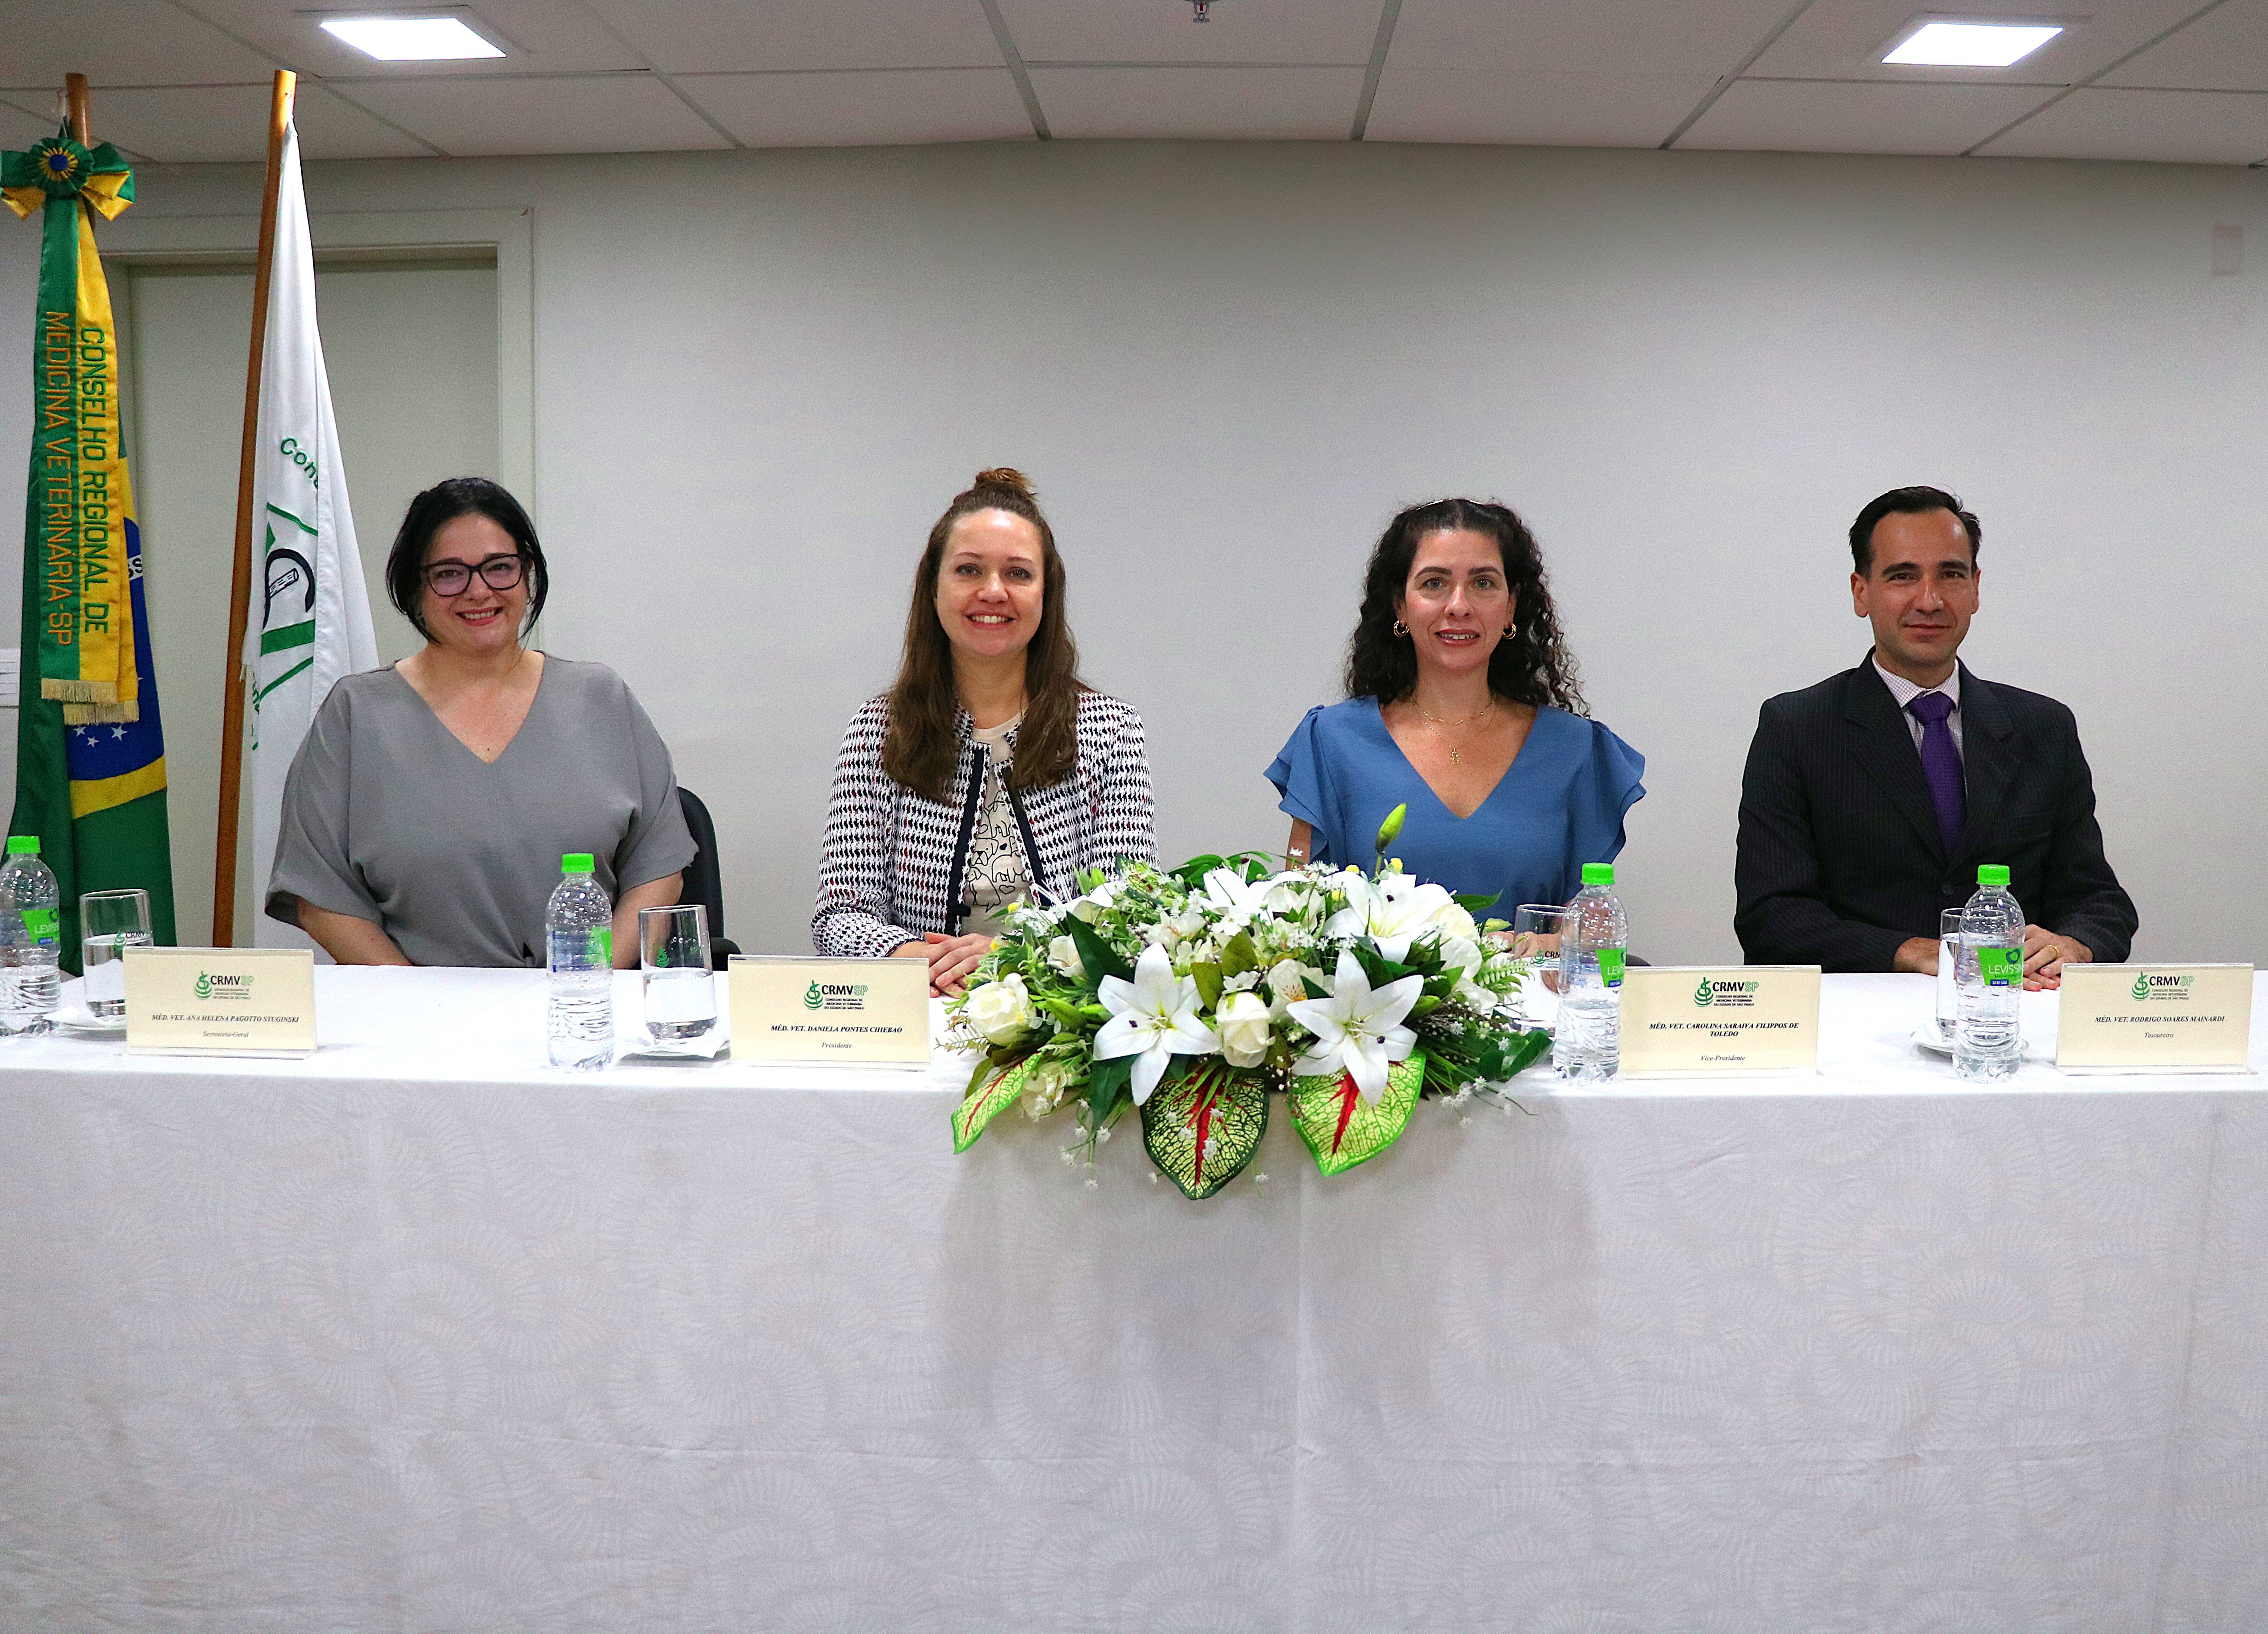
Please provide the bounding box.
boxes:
[4,141,2264,964]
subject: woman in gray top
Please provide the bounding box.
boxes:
[266,478,695,967]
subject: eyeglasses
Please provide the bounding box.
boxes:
[423,553,527,597]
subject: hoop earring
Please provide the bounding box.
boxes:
[1503,625,1515,638]
[1392,620,1409,638]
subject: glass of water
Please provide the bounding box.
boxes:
[639,903,716,1043]
[1936,907,1965,1043]
[81,888,152,1020]
[1509,903,1566,1028]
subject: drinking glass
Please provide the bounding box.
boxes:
[640,903,716,1042]
[1935,907,1965,1042]
[1509,903,1566,1027]
[80,888,152,1020]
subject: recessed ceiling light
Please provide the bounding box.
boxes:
[1882,20,2063,67]
[319,16,505,60]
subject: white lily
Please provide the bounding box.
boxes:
[1326,871,1457,964]
[1095,944,1220,1105]
[1286,948,1425,1103]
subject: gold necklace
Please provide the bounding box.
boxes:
[1418,700,1495,765]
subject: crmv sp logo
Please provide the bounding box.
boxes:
[805,981,871,1012]
[2132,971,2194,1003]
[194,971,250,1001]
[1693,978,1761,1008]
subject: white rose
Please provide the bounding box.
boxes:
[1438,933,1484,978]
[1048,935,1085,980]
[965,972,1035,1046]
[1434,902,1479,943]
[1215,990,1274,1069]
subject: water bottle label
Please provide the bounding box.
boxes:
[22,907,57,945]
[590,927,612,967]
[1978,947,2022,987]
[1597,948,1626,987]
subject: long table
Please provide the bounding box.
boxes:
[3,968,2263,1632]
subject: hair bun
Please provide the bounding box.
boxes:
[971,467,1035,499]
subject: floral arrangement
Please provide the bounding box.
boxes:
[945,807,1551,1199]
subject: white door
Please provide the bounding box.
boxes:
[119,255,500,945]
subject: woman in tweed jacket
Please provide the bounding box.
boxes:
[813,469,1156,993]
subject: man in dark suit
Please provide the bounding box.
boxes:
[1735,486,2136,985]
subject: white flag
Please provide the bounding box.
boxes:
[244,119,378,948]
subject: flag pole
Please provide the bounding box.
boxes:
[215,69,294,946]
[64,74,89,143]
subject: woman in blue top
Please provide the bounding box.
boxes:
[1267,498,1644,912]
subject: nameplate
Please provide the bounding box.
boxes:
[1616,965,1822,1078]
[727,955,931,1067]
[2056,964,2255,1073]
[123,946,317,1057]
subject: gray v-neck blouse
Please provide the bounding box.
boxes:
[266,656,697,968]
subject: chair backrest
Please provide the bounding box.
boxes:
[677,786,725,946]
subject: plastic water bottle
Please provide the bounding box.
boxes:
[1954,863,2024,1082]
[1553,861,1628,1081]
[546,852,614,1070]
[0,836,63,1037]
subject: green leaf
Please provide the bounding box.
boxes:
[1086,1051,1135,1132]
[1141,1059,1270,1199]
[1064,915,1133,992]
[952,1054,1037,1152]
[1409,994,1440,1018]
[1191,961,1224,1008]
[1291,1049,1424,1176]
[1218,930,1258,979]
[1453,891,1502,912]
[1171,854,1229,887]
[1499,1029,1551,1078]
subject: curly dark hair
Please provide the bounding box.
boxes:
[1343,497,1586,714]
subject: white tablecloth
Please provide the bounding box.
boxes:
[3,968,2263,1632]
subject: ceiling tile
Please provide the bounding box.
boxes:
[346,73,731,155]
[1676,78,2053,153]
[583,0,1006,73]
[1977,86,2268,161]
[999,0,1380,66]
[292,85,440,158]
[59,83,272,163]
[1749,0,2206,84]
[2101,0,2268,91]
[680,69,1032,145]
[0,96,63,151]
[0,0,278,85]
[1029,65,1365,136]
[1364,67,1718,144]
[1387,0,1802,77]
[187,0,643,79]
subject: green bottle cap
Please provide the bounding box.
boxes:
[5,835,39,856]
[1581,862,1614,886]
[1978,864,2010,887]
[561,853,595,875]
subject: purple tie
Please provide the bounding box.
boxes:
[1906,691,1965,850]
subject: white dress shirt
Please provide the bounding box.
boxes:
[1872,657,1964,756]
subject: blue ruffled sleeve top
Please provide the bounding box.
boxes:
[1265,698,1645,910]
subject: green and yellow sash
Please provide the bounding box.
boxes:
[3,129,139,724]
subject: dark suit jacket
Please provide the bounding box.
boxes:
[1735,654,2137,972]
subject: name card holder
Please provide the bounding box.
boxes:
[123,946,317,1058]
[1616,965,1822,1078]
[2056,964,2255,1074]
[727,955,931,1067]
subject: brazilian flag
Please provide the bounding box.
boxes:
[4,128,176,965]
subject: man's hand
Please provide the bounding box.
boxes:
[2021,926,2090,991]
[1892,936,1941,975]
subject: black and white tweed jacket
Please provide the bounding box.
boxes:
[812,691,1157,958]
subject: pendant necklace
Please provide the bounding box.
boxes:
[1419,700,1495,765]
